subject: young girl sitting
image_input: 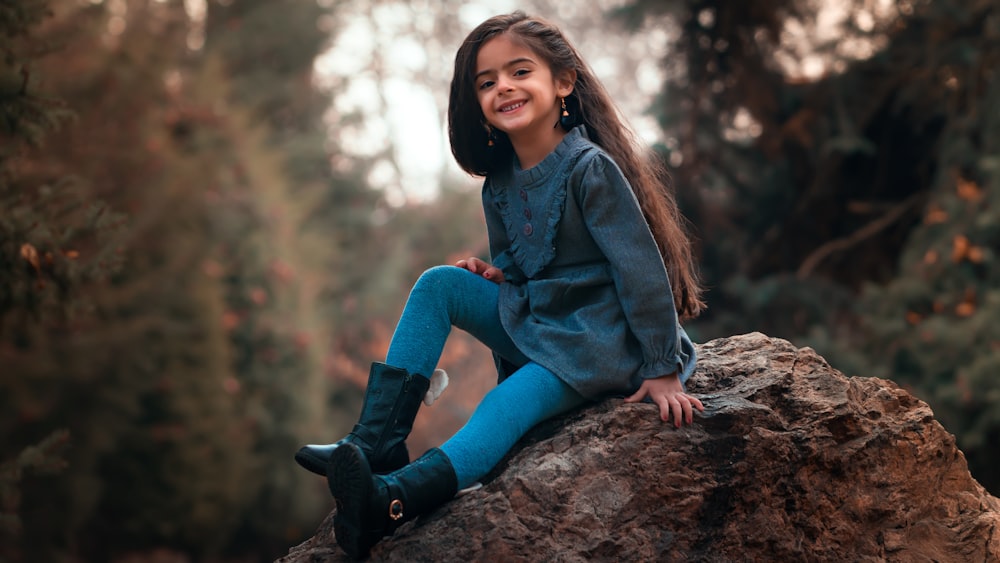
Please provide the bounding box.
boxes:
[299,11,706,559]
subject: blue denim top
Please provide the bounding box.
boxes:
[483,126,696,399]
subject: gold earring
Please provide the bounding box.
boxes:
[484,122,495,147]
[561,97,569,118]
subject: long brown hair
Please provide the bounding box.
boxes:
[448,12,705,319]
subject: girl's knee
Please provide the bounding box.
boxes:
[414,265,473,293]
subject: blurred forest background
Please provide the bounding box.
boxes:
[1,0,997,561]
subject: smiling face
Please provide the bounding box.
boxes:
[474,33,575,150]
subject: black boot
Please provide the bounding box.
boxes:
[294,362,430,476]
[327,443,458,559]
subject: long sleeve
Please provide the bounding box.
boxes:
[575,154,683,380]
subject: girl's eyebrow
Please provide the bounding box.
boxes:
[475,57,536,80]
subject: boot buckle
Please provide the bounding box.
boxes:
[389,499,404,521]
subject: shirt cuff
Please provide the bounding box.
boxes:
[638,357,686,383]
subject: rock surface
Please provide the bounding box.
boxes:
[279,333,1000,562]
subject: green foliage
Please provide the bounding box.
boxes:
[0,0,74,145]
[0,430,67,562]
[0,179,125,328]
[0,0,352,560]
[618,0,1000,493]
[1,1,258,554]
[205,0,333,139]
[0,0,120,326]
[854,63,1000,492]
[1,3,114,559]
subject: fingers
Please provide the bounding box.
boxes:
[680,395,693,426]
[651,395,670,422]
[455,256,500,279]
[668,396,683,427]
[455,257,505,283]
[455,257,483,274]
[656,394,703,427]
[689,394,705,413]
[489,268,505,283]
[623,388,645,403]
[625,379,704,426]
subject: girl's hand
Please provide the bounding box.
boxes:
[624,372,704,428]
[455,257,505,284]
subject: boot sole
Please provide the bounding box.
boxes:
[294,447,327,476]
[297,443,409,476]
[327,444,377,559]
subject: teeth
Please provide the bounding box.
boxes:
[500,102,524,112]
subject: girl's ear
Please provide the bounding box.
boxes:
[556,69,577,97]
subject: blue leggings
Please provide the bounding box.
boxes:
[385,266,587,489]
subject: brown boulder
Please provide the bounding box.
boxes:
[280,333,1000,562]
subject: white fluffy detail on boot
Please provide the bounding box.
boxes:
[423,369,449,406]
[456,482,482,497]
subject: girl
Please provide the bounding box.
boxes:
[301,11,706,559]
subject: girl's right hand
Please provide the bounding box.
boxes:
[456,257,505,284]
[624,373,704,428]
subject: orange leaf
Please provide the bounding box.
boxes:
[955,302,975,317]
[222,311,240,330]
[249,287,267,305]
[20,243,40,270]
[951,235,970,262]
[956,177,982,201]
[223,377,241,394]
[956,288,977,317]
[923,205,947,225]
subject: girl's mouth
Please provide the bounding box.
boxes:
[499,101,525,113]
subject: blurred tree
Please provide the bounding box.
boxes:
[200,0,387,554]
[1,1,123,335]
[2,1,264,560]
[1,0,381,560]
[617,0,999,492]
[0,431,67,562]
[1,2,115,560]
[853,1,1000,493]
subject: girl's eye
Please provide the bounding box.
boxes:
[478,80,494,90]
[513,69,530,76]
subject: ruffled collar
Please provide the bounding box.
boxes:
[489,126,595,279]
[511,126,589,187]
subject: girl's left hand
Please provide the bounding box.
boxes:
[624,372,704,428]
[455,257,506,284]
